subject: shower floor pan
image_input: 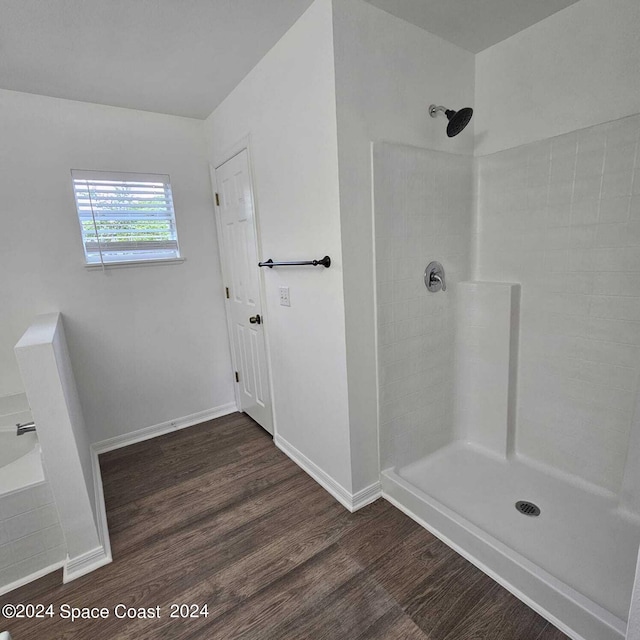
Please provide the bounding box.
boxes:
[381,442,640,640]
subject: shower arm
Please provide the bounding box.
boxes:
[429,105,448,118]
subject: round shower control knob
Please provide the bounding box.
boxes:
[425,261,446,293]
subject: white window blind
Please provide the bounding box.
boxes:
[71,170,181,266]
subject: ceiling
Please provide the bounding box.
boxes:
[367,0,581,53]
[0,0,581,119]
[0,0,315,119]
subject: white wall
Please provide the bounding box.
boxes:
[204,0,354,492]
[475,0,640,156]
[332,0,475,491]
[475,108,640,495]
[474,0,640,491]
[0,89,234,443]
[374,142,474,470]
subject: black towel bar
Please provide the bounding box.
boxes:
[259,256,331,269]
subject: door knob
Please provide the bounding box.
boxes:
[249,315,262,325]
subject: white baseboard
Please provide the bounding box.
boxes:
[63,545,111,583]
[65,446,114,585]
[352,480,383,511]
[91,447,111,561]
[64,446,114,583]
[91,403,238,454]
[274,434,381,513]
[0,561,65,597]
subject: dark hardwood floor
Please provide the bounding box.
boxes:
[0,412,568,639]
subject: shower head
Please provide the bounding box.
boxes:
[429,105,473,137]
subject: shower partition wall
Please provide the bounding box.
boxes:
[374,142,474,469]
[374,114,640,640]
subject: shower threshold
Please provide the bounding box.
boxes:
[381,442,640,640]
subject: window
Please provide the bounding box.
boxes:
[71,170,181,266]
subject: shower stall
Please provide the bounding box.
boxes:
[373,113,640,640]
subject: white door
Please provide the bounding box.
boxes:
[214,150,273,434]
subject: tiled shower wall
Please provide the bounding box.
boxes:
[0,481,66,590]
[477,114,640,492]
[374,142,474,470]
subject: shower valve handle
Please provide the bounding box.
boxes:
[430,273,446,292]
[425,261,446,293]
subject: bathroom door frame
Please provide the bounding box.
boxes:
[210,135,276,436]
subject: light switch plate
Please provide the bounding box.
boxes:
[279,286,290,307]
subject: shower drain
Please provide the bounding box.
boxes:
[515,501,541,517]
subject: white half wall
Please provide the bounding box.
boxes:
[456,282,520,457]
[204,0,353,493]
[332,0,476,492]
[0,89,234,443]
[475,0,640,156]
[14,313,108,579]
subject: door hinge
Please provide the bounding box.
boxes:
[215,192,220,206]
[235,371,239,383]
[225,286,230,299]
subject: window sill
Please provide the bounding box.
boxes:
[84,257,185,270]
